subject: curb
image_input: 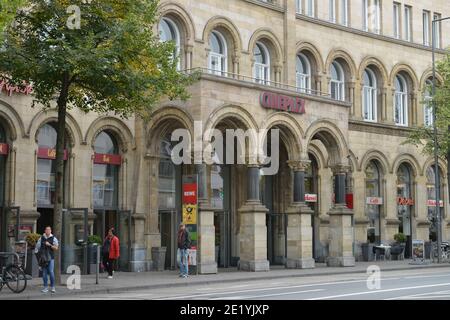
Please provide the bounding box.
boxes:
[4,263,450,300]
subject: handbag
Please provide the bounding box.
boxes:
[37,247,51,268]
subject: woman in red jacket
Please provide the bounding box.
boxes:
[102,228,120,279]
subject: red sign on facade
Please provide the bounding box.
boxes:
[183,183,198,204]
[305,194,318,203]
[366,197,383,205]
[0,143,9,155]
[0,79,33,96]
[260,92,306,114]
[427,199,444,207]
[397,197,414,206]
[346,193,353,209]
[37,148,68,160]
[93,153,122,166]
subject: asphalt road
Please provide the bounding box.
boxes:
[44,266,450,300]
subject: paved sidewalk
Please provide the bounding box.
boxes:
[1,260,449,300]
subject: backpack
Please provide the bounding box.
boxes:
[36,246,51,268]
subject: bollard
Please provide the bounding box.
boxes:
[94,244,100,285]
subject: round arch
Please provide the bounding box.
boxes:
[307,141,328,170]
[296,41,325,74]
[422,157,447,177]
[325,48,357,80]
[0,100,26,141]
[28,109,83,147]
[358,56,389,85]
[359,149,391,174]
[248,28,283,65]
[305,120,349,165]
[391,153,421,177]
[260,113,305,161]
[158,2,195,43]
[419,68,444,90]
[202,16,243,54]
[146,105,194,156]
[85,117,134,153]
[389,63,419,90]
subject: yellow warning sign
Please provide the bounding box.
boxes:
[182,204,197,225]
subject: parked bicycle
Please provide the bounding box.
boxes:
[430,241,450,263]
[0,252,27,293]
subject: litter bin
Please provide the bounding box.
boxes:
[152,247,167,271]
[361,243,375,261]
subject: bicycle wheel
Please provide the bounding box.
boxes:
[4,265,27,293]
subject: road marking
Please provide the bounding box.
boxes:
[403,274,450,279]
[385,289,450,300]
[211,289,325,300]
[308,282,450,300]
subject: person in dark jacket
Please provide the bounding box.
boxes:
[102,228,120,279]
[35,226,59,294]
[177,223,191,278]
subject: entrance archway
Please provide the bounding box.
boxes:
[396,163,414,258]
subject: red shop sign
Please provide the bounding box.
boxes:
[305,194,318,203]
[93,153,122,166]
[260,92,306,114]
[183,183,197,204]
[346,193,353,209]
[38,148,68,160]
[0,143,9,155]
[397,197,414,206]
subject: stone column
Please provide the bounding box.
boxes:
[232,54,240,79]
[415,174,429,242]
[411,92,418,126]
[238,164,269,272]
[285,160,315,269]
[380,87,387,122]
[185,44,193,70]
[386,88,395,124]
[384,173,400,241]
[326,164,355,267]
[196,163,218,274]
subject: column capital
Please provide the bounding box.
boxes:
[185,44,194,53]
[287,160,311,172]
[331,164,351,175]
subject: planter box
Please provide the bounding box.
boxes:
[25,250,40,278]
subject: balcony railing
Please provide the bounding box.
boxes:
[185,67,334,100]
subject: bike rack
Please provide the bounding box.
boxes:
[0,252,21,268]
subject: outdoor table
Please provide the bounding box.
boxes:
[373,245,391,260]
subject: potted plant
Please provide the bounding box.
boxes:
[87,235,102,274]
[25,233,42,277]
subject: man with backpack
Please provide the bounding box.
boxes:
[177,223,191,278]
[35,226,59,294]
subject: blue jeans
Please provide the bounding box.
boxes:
[42,259,55,288]
[179,249,189,276]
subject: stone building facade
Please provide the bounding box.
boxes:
[0,0,449,272]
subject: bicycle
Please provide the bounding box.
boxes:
[0,252,27,294]
[430,241,450,263]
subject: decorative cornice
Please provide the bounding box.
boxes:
[242,0,285,13]
[349,120,413,137]
[296,14,450,55]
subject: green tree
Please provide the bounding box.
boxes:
[0,0,24,40]
[0,0,196,283]
[405,54,450,199]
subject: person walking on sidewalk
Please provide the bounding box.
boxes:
[35,226,59,294]
[177,223,191,278]
[102,228,120,279]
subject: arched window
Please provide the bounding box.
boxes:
[253,42,270,85]
[208,31,227,75]
[365,161,382,244]
[159,17,181,70]
[158,137,176,210]
[36,124,58,206]
[330,61,345,100]
[394,75,408,126]
[296,53,311,93]
[424,79,433,127]
[93,131,119,209]
[363,68,377,121]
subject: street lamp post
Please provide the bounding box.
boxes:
[431,16,450,263]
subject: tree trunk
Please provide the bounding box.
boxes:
[448,126,450,203]
[54,72,70,286]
